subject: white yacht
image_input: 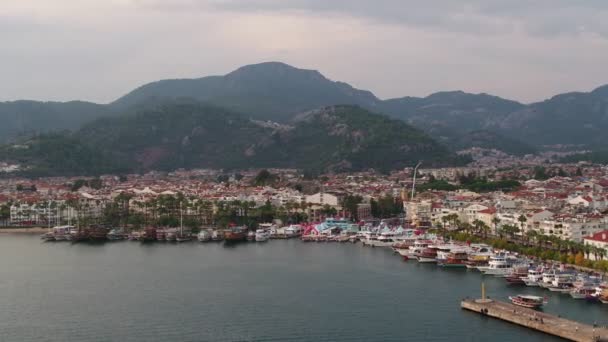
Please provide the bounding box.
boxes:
[481,254,521,276]
[197,230,211,242]
[523,268,543,286]
[539,269,557,288]
[255,229,270,242]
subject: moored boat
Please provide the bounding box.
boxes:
[255,229,270,242]
[197,230,211,242]
[224,226,247,243]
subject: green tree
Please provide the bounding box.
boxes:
[341,195,363,221]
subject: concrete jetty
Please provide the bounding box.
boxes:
[461,298,608,342]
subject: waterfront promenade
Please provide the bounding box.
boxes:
[462,298,608,341]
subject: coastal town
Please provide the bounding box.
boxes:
[2,154,608,252]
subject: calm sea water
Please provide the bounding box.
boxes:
[0,235,605,341]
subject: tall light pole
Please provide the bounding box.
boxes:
[410,161,422,201]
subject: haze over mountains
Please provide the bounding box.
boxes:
[1,61,607,175]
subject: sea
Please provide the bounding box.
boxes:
[0,234,605,341]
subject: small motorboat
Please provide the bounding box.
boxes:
[509,295,547,309]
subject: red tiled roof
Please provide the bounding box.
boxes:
[584,230,608,243]
[478,208,496,214]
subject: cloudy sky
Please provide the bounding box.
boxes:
[2,0,608,104]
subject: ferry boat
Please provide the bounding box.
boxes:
[548,273,575,293]
[255,229,270,242]
[539,269,557,288]
[417,246,438,263]
[402,239,431,259]
[570,287,597,299]
[440,250,469,268]
[224,226,247,242]
[505,265,529,285]
[197,230,211,242]
[509,295,547,309]
[522,268,543,287]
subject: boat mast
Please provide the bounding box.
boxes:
[47,200,51,231]
[410,161,422,201]
[180,201,183,235]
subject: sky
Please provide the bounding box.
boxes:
[2,0,608,104]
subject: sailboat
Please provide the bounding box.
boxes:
[175,202,192,243]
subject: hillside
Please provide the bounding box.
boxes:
[1,103,463,176]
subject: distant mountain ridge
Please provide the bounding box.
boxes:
[111,62,381,122]
[2,61,608,155]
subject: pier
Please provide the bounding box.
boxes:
[461,298,608,342]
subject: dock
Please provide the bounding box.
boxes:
[461,298,608,342]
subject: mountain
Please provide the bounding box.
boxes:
[111,62,381,122]
[0,101,112,143]
[497,85,608,147]
[381,91,524,131]
[3,61,608,156]
[1,102,463,176]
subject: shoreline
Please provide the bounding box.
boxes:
[0,227,48,234]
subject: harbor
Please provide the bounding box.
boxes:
[2,224,608,341]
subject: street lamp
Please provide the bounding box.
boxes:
[410,161,422,201]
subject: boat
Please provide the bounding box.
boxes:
[247,230,256,242]
[598,288,608,304]
[417,246,438,263]
[255,229,270,242]
[285,225,303,238]
[139,227,157,243]
[88,226,109,242]
[71,228,90,243]
[509,295,547,309]
[571,287,597,299]
[211,230,224,242]
[197,230,211,242]
[481,254,522,276]
[52,225,73,241]
[155,229,167,242]
[548,273,575,293]
[539,269,557,288]
[440,250,469,268]
[224,226,247,242]
[175,202,192,242]
[505,265,529,285]
[40,231,55,242]
[107,228,126,241]
[165,229,177,242]
[176,232,192,243]
[127,231,141,241]
[522,268,543,287]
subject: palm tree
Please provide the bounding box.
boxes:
[517,214,528,234]
[526,230,538,247]
[491,217,500,237]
